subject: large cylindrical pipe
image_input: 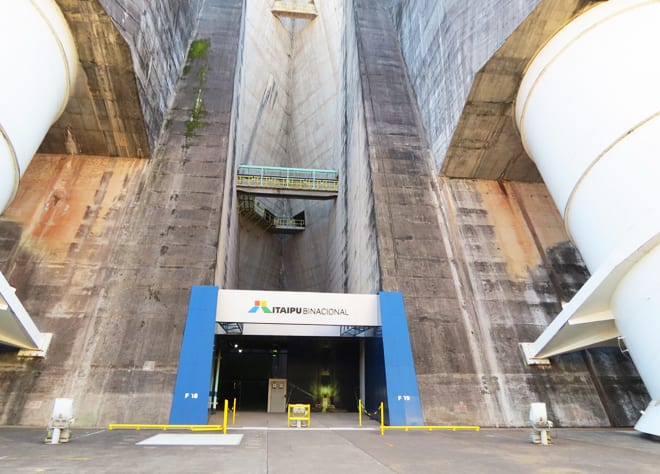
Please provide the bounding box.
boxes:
[0,0,78,214]
[516,0,660,434]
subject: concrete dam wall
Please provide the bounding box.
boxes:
[0,0,647,427]
[218,0,379,295]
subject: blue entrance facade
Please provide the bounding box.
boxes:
[171,287,423,426]
[169,286,218,424]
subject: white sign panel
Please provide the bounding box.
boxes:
[242,324,341,337]
[217,289,380,326]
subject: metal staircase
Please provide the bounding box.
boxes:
[238,194,305,233]
[236,164,338,233]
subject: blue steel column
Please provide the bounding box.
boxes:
[169,286,218,424]
[379,291,424,426]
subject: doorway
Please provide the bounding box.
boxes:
[213,335,361,412]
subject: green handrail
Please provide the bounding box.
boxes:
[237,164,339,190]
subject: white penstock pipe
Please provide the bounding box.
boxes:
[0,0,78,214]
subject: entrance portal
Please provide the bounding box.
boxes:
[169,287,423,427]
[214,336,361,413]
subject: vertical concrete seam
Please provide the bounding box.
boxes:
[353,0,381,292]
[506,182,566,306]
[216,0,246,288]
[434,178,506,425]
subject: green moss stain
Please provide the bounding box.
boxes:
[196,65,207,84]
[187,39,210,61]
[185,89,207,138]
[183,40,211,141]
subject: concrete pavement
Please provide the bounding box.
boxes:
[1,413,660,473]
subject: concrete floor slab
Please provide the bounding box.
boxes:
[2,414,660,473]
[137,433,243,445]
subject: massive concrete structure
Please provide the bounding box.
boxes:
[0,0,648,428]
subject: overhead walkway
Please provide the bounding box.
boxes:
[271,1,318,20]
[238,194,305,234]
[340,325,381,337]
[236,165,338,200]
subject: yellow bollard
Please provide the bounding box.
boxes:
[358,399,362,427]
[232,397,237,425]
[223,399,229,434]
[379,401,384,436]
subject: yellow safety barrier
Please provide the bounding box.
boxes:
[378,402,480,436]
[384,425,481,432]
[109,399,230,434]
[107,424,224,431]
[287,403,311,428]
[232,397,237,426]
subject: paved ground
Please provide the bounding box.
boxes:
[2,413,660,473]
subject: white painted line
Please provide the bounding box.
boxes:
[75,429,108,439]
[229,427,379,431]
[137,434,243,446]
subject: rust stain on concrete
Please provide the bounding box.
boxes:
[477,180,540,280]
[508,181,567,250]
[3,154,145,263]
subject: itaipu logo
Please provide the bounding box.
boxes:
[248,300,272,313]
[247,298,348,316]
